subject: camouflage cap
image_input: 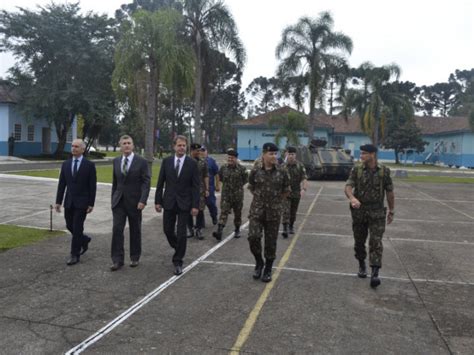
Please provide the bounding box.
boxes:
[262,142,279,152]
[200,145,207,151]
[286,146,297,153]
[360,144,378,153]
[190,143,201,150]
[226,148,238,157]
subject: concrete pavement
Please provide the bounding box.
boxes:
[0,174,473,354]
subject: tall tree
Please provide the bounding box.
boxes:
[448,68,474,124]
[113,9,194,164]
[268,111,307,147]
[345,62,413,146]
[383,118,427,164]
[245,76,283,117]
[276,12,353,138]
[0,3,116,157]
[183,0,246,143]
[418,82,460,117]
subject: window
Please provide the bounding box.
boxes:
[332,135,345,147]
[27,125,35,141]
[14,124,22,141]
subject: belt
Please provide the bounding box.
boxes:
[360,202,384,210]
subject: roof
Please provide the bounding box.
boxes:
[0,83,18,104]
[414,116,471,135]
[234,106,333,130]
[235,107,471,135]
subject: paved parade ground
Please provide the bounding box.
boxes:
[0,174,473,354]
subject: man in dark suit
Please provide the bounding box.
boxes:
[155,135,200,275]
[55,139,97,265]
[110,135,151,271]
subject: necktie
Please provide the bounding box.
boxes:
[123,157,128,175]
[73,159,78,177]
[175,158,181,177]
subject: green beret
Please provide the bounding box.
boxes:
[262,142,279,152]
[360,144,378,153]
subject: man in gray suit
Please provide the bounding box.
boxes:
[110,135,151,271]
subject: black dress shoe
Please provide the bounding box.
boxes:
[130,260,139,267]
[67,255,80,266]
[110,262,124,271]
[212,216,218,225]
[174,265,183,275]
[80,236,91,255]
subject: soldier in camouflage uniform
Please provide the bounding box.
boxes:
[281,146,308,238]
[188,143,209,240]
[212,148,248,241]
[345,144,395,288]
[248,142,290,283]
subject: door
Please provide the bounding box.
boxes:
[42,128,51,154]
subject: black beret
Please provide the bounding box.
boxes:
[262,142,279,152]
[226,148,238,157]
[360,144,378,153]
[190,143,201,150]
[287,146,297,153]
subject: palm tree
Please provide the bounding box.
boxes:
[269,111,307,148]
[276,11,352,138]
[183,0,246,143]
[113,9,194,165]
[345,62,414,146]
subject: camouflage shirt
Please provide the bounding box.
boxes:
[345,164,393,205]
[284,161,308,198]
[248,163,290,220]
[195,157,209,194]
[218,163,248,201]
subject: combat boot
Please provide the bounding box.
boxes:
[289,224,295,234]
[282,224,289,239]
[261,260,274,282]
[253,254,264,280]
[370,266,381,288]
[195,228,204,240]
[234,226,241,238]
[212,224,224,241]
[357,259,367,278]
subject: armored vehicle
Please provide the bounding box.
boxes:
[295,139,354,180]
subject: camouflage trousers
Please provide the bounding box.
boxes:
[248,214,280,261]
[351,207,386,267]
[218,197,243,228]
[281,196,301,225]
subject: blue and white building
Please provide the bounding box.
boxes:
[234,106,474,168]
[0,84,76,156]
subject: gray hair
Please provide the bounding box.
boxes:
[72,139,86,149]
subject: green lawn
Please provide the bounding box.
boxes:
[0,225,65,252]
[394,175,474,184]
[8,164,161,185]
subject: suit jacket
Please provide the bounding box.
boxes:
[155,155,200,211]
[111,154,151,209]
[56,157,97,209]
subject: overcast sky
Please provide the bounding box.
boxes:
[1,0,473,89]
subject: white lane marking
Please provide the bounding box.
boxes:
[201,260,474,286]
[406,186,474,220]
[65,221,249,355]
[318,193,473,204]
[0,209,51,225]
[302,232,474,245]
[309,213,474,224]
